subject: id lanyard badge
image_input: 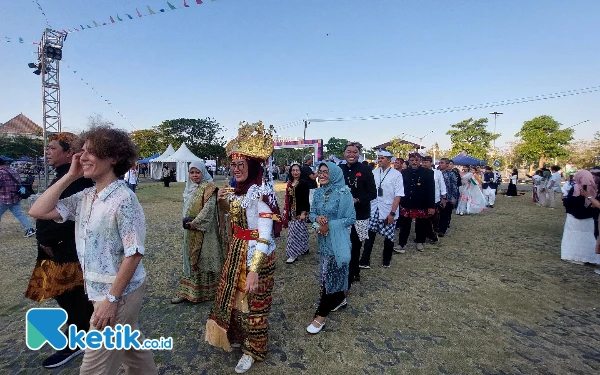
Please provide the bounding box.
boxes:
[377,186,384,197]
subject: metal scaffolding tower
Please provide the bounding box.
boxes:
[30,29,66,188]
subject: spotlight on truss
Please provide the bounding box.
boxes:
[45,45,63,60]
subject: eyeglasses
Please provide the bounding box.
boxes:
[230,162,246,170]
[318,170,329,175]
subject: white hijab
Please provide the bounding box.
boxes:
[183,160,213,215]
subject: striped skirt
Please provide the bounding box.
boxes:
[285,219,309,258]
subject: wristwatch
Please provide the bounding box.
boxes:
[106,293,120,303]
[389,212,396,217]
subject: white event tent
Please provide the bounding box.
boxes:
[161,143,204,182]
[149,144,175,180]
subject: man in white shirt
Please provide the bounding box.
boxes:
[421,156,446,242]
[124,166,139,193]
[359,150,404,268]
[546,165,563,209]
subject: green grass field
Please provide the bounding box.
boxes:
[1,179,599,374]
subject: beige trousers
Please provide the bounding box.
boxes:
[79,281,158,375]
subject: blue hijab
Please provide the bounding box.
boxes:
[312,162,355,267]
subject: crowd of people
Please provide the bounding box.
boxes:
[1,125,599,374]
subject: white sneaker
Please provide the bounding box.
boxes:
[358,264,371,269]
[235,354,255,373]
[24,228,36,238]
[286,257,297,264]
[416,243,424,252]
[393,245,405,254]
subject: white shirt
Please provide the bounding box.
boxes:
[432,168,447,203]
[124,169,138,185]
[55,180,147,301]
[532,175,543,186]
[548,172,562,191]
[370,166,404,220]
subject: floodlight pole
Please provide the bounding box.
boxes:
[37,29,66,188]
[489,111,503,151]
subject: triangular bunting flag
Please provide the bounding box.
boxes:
[197,0,203,3]
[117,14,123,21]
[147,6,156,14]
[87,25,92,28]
[19,37,24,43]
[160,9,165,12]
[137,8,142,17]
[184,0,190,7]
[126,14,133,19]
[93,21,99,27]
[167,1,177,10]
[110,16,115,23]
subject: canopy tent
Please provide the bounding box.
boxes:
[138,153,159,164]
[150,144,176,180]
[161,143,204,182]
[0,155,13,162]
[451,152,488,166]
[16,156,35,162]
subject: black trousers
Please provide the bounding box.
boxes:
[348,225,362,286]
[163,177,170,187]
[315,286,346,318]
[54,285,94,339]
[397,215,429,246]
[438,202,454,235]
[428,204,441,240]
[360,230,394,266]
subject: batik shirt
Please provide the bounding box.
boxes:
[55,180,147,301]
[442,169,459,203]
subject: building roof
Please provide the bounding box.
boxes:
[0,114,43,136]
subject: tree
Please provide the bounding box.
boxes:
[87,113,114,129]
[324,137,349,158]
[514,115,573,168]
[156,118,227,160]
[272,148,306,165]
[446,118,499,160]
[0,134,44,159]
[386,138,416,158]
[130,129,166,158]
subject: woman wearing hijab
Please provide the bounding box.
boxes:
[506,169,518,197]
[307,162,356,334]
[172,161,223,304]
[283,162,310,264]
[560,170,600,265]
[206,121,282,374]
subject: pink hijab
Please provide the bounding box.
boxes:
[572,170,597,208]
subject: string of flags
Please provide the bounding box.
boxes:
[63,61,135,129]
[304,85,600,124]
[32,0,52,29]
[3,0,218,43]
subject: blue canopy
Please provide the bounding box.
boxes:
[0,155,13,162]
[15,156,34,162]
[451,152,487,166]
[138,153,159,163]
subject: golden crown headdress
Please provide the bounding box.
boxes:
[226,121,275,161]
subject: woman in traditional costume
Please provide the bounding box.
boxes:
[456,166,486,215]
[506,168,518,197]
[560,170,600,265]
[283,162,310,264]
[172,161,223,304]
[306,162,355,334]
[206,121,282,374]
